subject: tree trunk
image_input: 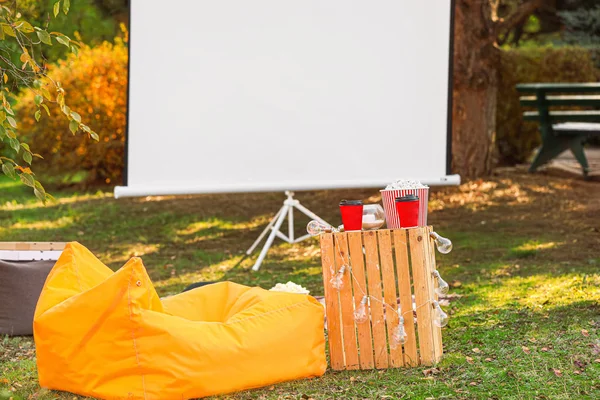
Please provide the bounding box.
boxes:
[451,0,500,178]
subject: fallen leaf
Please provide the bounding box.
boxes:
[466,356,474,364]
[528,337,537,343]
[553,368,562,377]
[349,377,356,383]
[574,370,581,375]
[581,329,590,337]
[469,382,478,386]
[574,360,586,369]
[485,357,493,362]
[472,348,481,354]
[541,347,549,352]
[268,386,275,391]
[451,280,462,288]
[522,346,531,354]
[594,359,600,363]
[422,368,440,376]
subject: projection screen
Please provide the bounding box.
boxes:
[115,0,458,198]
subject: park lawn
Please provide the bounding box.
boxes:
[1,169,599,399]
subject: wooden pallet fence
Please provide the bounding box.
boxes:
[319,227,443,370]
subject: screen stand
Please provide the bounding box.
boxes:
[247,191,330,271]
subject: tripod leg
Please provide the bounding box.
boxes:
[252,204,289,271]
[245,206,284,256]
[288,205,294,242]
[295,202,330,225]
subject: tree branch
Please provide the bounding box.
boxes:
[494,0,544,39]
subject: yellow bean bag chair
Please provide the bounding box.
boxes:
[34,242,326,399]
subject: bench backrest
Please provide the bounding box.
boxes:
[516,83,600,137]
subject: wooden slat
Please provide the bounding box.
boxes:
[363,231,389,369]
[334,233,360,370]
[392,229,418,366]
[523,110,600,122]
[425,227,443,362]
[347,231,375,369]
[552,122,600,133]
[409,227,436,365]
[320,233,344,370]
[516,82,600,93]
[377,230,403,367]
[0,242,67,251]
[519,95,600,107]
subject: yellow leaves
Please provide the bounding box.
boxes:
[3,73,7,84]
[16,36,127,183]
[2,23,15,37]
[6,115,16,128]
[56,92,65,108]
[41,87,52,101]
[15,166,32,175]
[14,20,34,33]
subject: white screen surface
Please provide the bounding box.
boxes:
[116,1,458,198]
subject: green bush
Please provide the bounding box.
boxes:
[497,46,600,165]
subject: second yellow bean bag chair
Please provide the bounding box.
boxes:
[34,242,326,399]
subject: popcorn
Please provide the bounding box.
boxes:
[385,179,428,190]
[269,281,310,295]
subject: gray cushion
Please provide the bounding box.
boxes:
[0,259,55,336]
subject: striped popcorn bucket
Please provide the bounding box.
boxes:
[380,187,429,229]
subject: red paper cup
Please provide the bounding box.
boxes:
[339,200,363,231]
[395,195,419,228]
[381,187,429,228]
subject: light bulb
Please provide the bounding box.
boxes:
[390,314,408,349]
[330,265,346,290]
[433,300,449,328]
[430,232,453,254]
[432,270,450,296]
[307,220,333,236]
[354,296,368,323]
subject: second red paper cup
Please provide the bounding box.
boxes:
[339,200,363,231]
[395,195,419,228]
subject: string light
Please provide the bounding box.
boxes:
[353,296,368,323]
[430,232,453,254]
[330,265,346,290]
[390,311,408,350]
[432,270,450,296]
[432,300,449,327]
[306,220,344,236]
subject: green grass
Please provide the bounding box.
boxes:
[1,171,600,399]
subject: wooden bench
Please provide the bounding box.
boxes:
[516,83,600,179]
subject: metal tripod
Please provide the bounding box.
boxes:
[246,191,330,271]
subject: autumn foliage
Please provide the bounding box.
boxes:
[17,36,127,185]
